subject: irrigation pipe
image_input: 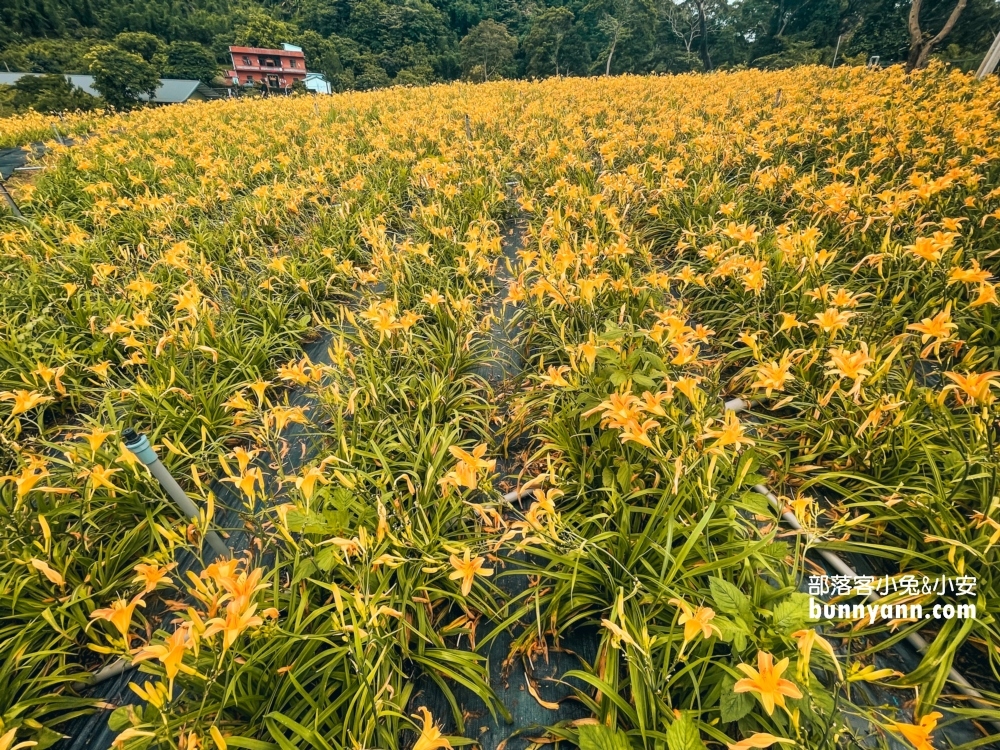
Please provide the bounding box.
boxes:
[720,400,998,721]
[499,396,1000,732]
[121,427,230,559]
[76,428,232,685]
[0,178,22,218]
[750,480,1000,730]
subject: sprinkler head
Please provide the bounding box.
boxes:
[121,427,140,445]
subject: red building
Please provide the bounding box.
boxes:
[226,46,307,90]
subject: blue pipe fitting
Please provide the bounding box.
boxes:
[121,428,158,466]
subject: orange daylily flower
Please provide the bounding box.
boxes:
[412,707,452,750]
[811,308,853,337]
[618,417,659,449]
[79,426,114,454]
[91,594,146,639]
[218,567,267,612]
[448,549,493,596]
[948,260,991,285]
[132,562,176,592]
[971,282,998,308]
[733,651,802,715]
[776,312,805,333]
[668,598,721,645]
[294,465,327,502]
[131,624,194,692]
[78,463,122,494]
[906,304,956,358]
[727,734,795,750]
[791,628,842,680]
[203,601,264,652]
[226,467,264,504]
[701,410,755,455]
[942,370,1000,406]
[539,365,571,387]
[439,444,495,491]
[0,389,53,417]
[268,405,309,431]
[888,712,942,750]
[751,353,794,396]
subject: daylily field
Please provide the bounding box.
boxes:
[3,64,1000,750]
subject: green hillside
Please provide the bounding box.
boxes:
[1,0,998,100]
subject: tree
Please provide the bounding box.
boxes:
[664,0,699,55]
[86,44,159,110]
[691,0,712,69]
[523,7,589,76]
[599,14,624,75]
[591,0,653,75]
[906,0,968,70]
[459,20,517,81]
[234,10,298,49]
[353,62,391,89]
[660,0,719,70]
[394,62,435,84]
[113,31,164,62]
[160,41,218,82]
[0,73,98,114]
[345,0,454,79]
[295,30,344,81]
[0,39,97,74]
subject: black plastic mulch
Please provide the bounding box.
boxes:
[55,332,336,750]
[36,163,999,749]
[408,214,602,749]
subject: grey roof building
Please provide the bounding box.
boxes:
[0,72,222,103]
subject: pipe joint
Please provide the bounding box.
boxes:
[122,431,158,466]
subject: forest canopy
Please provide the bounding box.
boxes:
[0,0,997,106]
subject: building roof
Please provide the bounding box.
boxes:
[0,73,218,103]
[228,46,305,57]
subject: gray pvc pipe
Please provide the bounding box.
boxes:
[729,399,997,721]
[77,431,233,685]
[500,396,998,729]
[750,482,1000,731]
[123,431,230,559]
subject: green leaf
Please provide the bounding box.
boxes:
[715,616,750,651]
[737,491,770,514]
[709,577,751,619]
[617,461,632,489]
[633,373,656,389]
[666,712,706,750]
[33,728,66,750]
[639,351,668,371]
[291,558,318,585]
[579,724,632,750]
[108,706,133,732]
[314,546,340,572]
[580,409,602,430]
[771,593,810,634]
[286,509,331,534]
[610,370,630,386]
[720,677,754,723]
[760,541,790,560]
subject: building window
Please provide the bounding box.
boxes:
[242,56,251,65]
[290,59,297,68]
[245,75,254,83]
